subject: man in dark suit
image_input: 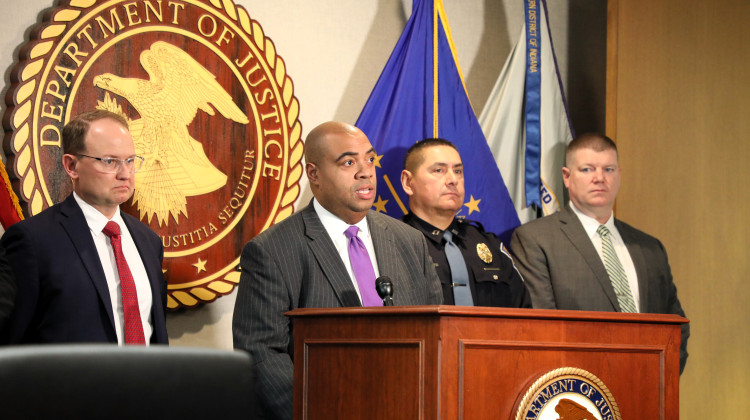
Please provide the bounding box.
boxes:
[0,243,15,332]
[510,133,689,373]
[1,110,168,345]
[400,138,530,308]
[233,121,442,420]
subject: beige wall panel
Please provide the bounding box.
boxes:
[609,0,750,416]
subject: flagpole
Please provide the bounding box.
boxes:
[432,0,439,137]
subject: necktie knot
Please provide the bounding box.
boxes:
[443,230,453,243]
[344,225,359,239]
[103,221,122,239]
[597,225,610,238]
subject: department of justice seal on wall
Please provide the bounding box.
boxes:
[515,367,621,420]
[3,0,303,308]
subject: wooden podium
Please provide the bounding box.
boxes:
[289,306,686,419]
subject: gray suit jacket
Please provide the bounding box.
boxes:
[232,203,442,420]
[510,204,689,373]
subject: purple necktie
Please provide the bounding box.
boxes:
[344,226,382,306]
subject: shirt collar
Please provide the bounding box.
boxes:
[313,198,370,238]
[73,192,125,236]
[569,201,616,239]
[403,212,461,245]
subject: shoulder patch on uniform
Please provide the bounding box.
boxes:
[500,243,512,259]
[501,242,525,282]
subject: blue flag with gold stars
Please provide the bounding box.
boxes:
[356,0,520,243]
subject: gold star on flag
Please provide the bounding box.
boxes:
[464,195,481,215]
[373,196,389,213]
[192,258,207,273]
[374,154,383,168]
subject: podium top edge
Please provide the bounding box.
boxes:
[286,305,688,325]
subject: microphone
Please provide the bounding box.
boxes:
[375,276,394,306]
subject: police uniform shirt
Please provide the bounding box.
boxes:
[402,213,531,308]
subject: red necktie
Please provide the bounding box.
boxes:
[102,221,146,344]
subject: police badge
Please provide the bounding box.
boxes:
[477,242,493,264]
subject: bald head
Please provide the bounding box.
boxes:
[304,121,377,224]
[305,121,365,165]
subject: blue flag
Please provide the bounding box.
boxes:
[356,0,520,244]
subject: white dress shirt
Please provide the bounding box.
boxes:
[74,193,154,344]
[569,202,640,312]
[313,199,380,304]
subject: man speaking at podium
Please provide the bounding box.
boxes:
[233,121,442,420]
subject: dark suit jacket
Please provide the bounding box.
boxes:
[510,204,689,373]
[0,243,16,332]
[0,194,168,344]
[232,203,443,420]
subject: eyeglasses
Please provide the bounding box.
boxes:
[78,154,145,173]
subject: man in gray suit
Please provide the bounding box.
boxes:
[510,133,689,373]
[233,121,443,420]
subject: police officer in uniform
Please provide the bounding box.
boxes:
[400,138,530,307]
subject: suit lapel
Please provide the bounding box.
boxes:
[559,205,620,310]
[367,212,399,282]
[58,195,117,330]
[616,220,650,311]
[122,215,160,286]
[301,204,361,307]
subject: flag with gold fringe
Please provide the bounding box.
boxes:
[0,159,24,234]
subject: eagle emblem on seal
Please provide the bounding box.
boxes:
[94,41,250,226]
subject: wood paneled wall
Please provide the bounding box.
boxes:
[607,0,750,416]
